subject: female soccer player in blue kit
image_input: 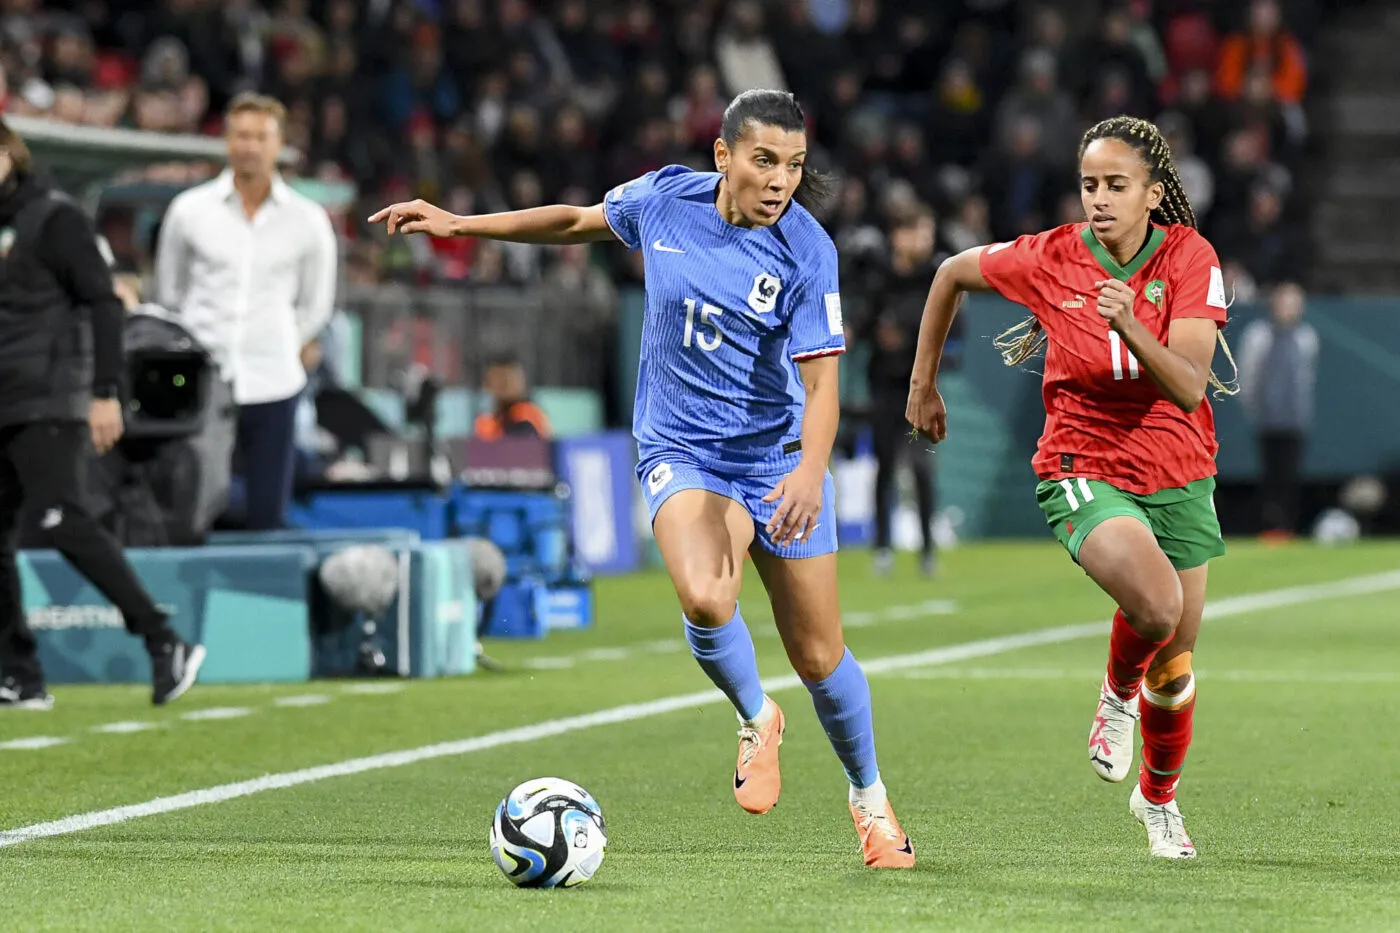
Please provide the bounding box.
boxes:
[372,90,913,868]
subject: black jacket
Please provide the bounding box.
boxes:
[858,254,962,401]
[0,173,123,426]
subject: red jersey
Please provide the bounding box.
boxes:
[979,223,1228,495]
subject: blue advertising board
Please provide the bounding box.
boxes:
[554,431,640,575]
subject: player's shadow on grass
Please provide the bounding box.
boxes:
[359,877,644,894]
[1221,855,1395,879]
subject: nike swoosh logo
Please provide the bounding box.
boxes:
[653,240,685,253]
[734,770,747,790]
[897,837,913,855]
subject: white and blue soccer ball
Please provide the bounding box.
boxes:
[489,777,607,888]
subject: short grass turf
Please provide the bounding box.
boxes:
[1,540,1398,932]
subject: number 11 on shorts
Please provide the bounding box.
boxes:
[1059,477,1096,511]
[1108,331,1140,381]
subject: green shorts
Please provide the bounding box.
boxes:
[1036,476,1226,572]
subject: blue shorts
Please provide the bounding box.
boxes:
[636,450,839,559]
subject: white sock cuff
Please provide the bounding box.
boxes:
[848,776,886,808]
[739,695,774,728]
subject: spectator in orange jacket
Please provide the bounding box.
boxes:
[473,353,552,441]
[1214,0,1307,104]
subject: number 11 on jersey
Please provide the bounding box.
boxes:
[1108,331,1140,381]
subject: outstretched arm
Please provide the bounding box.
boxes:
[369,199,618,245]
[907,247,993,441]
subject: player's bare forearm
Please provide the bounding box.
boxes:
[1117,316,1218,413]
[911,248,986,388]
[451,204,616,244]
[796,355,840,474]
[372,198,617,243]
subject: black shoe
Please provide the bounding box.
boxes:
[0,677,55,710]
[151,640,206,706]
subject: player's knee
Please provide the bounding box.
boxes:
[1126,582,1184,642]
[788,638,844,683]
[676,579,736,628]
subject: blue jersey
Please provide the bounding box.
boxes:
[604,165,845,476]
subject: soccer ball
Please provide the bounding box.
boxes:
[489,777,607,888]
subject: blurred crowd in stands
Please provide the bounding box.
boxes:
[0,0,1317,308]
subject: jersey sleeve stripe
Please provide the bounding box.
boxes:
[791,347,845,361]
[600,204,627,246]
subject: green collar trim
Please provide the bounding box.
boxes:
[1080,224,1165,281]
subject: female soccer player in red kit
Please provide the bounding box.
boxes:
[907,116,1237,859]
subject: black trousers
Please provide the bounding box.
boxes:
[1259,429,1305,534]
[235,393,300,530]
[0,421,169,684]
[871,402,935,554]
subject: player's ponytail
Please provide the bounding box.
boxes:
[720,89,836,213]
[996,115,1238,396]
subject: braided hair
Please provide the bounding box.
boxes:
[994,116,1237,396]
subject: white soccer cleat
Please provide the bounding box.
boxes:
[1088,676,1139,782]
[1129,783,1197,859]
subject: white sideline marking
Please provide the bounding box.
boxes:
[180,707,252,722]
[580,648,631,662]
[342,683,404,695]
[522,599,959,670]
[900,667,1400,684]
[1,569,1396,848]
[0,736,67,751]
[274,695,332,708]
[523,657,576,670]
[93,721,159,734]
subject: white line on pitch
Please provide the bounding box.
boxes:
[0,737,68,751]
[899,667,1400,684]
[93,721,160,734]
[522,599,959,670]
[274,695,333,707]
[180,707,253,722]
[2,569,1394,848]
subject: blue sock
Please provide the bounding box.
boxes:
[683,605,766,722]
[805,648,880,788]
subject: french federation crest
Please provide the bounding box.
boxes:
[0,228,14,259]
[1145,279,1166,310]
[748,273,782,315]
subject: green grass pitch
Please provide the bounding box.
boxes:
[1,539,1398,931]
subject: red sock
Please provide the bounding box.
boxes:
[1139,695,1195,804]
[1105,609,1172,700]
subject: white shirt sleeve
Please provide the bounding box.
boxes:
[153,196,192,312]
[294,204,339,344]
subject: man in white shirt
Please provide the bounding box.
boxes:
[155,92,338,529]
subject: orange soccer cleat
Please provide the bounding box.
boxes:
[849,797,916,869]
[733,697,784,814]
